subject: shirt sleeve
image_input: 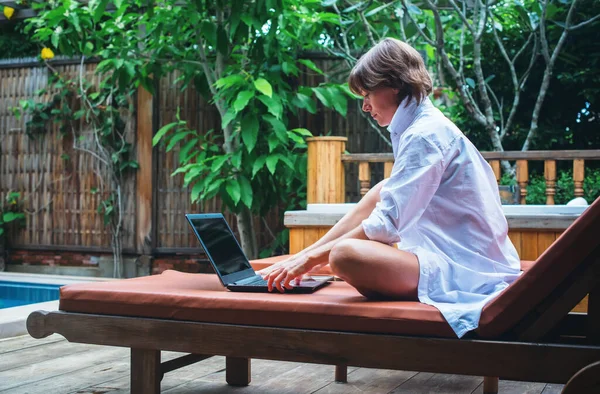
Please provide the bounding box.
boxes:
[362,134,445,244]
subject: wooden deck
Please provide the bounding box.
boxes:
[0,334,564,394]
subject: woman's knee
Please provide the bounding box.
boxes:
[329,239,359,276]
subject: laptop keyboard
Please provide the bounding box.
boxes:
[242,277,270,286]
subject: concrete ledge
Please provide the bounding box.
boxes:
[0,300,59,339]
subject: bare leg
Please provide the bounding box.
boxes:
[329,239,419,300]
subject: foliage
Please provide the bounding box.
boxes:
[524,169,600,205]
[0,20,38,59]
[0,192,26,241]
[14,1,141,276]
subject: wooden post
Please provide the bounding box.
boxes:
[544,160,556,205]
[226,356,251,386]
[490,160,501,184]
[384,161,393,178]
[516,160,529,205]
[131,348,160,394]
[483,376,499,394]
[136,84,155,256]
[335,365,348,383]
[306,137,347,204]
[574,159,585,198]
[358,162,371,197]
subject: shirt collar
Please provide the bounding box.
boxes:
[387,96,432,135]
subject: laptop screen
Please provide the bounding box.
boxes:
[189,216,253,276]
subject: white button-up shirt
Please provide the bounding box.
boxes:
[362,96,521,337]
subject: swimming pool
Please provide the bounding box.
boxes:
[0,281,62,309]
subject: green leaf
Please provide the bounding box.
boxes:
[226,180,241,205]
[215,74,244,89]
[266,155,279,174]
[267,133,279,152]
[166,131,193,152]
[298,59,324,75]
[257,94,283,119]
[264,115,287,143]
[217,25,229,55]
[0,228,4,237]
[179,138,199,163]
[84,42,94,56]
[233,90,255,113]
[211,155,229,172]
[329,87,347,116]
[241,115,259,152]
[93,0,110,23]
[153,122,179,146]
[191,181,204,203]
[313,87,333,107]
[252,156,266,178]
[238,175,253,208]
[2,212,18,223]
[221,110,237,129]
[291,128,312,137]
[203,177,225,200]
[201,21,217,47]
[231,149,242,169]
[254,78,273,97]
[292,93,317,114]
[465,78,475,89]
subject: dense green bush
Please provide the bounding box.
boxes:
[523,169,600,205]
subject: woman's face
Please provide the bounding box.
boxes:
[361,87,400,127]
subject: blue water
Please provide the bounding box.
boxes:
[0,281,62,309]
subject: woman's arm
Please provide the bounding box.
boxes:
[295,179,386,255]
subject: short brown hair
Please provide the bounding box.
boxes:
[348,38,433,106]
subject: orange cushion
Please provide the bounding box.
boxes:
[59,270,455,338]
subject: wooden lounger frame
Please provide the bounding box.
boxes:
[27,246,600,393]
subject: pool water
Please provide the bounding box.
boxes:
[0,281,62,309]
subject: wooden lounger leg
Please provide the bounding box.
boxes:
[483,376,499,394]
[131,348,160,394]
[335,365,348,383]
[226,356,251,386]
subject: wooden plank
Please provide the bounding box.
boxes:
[0,337,94,372]
[537,232,556,256]
[303,228,323,249]
[573,159,585,198]
[316,368,417,393]
[289,228,304,254]
[471,379,547,394]
[490,160,501,183]
[390,372,481,393]
[544,160,556,205]
[0,345,126,391]
[521,232,539,261]
[517,160,529,205]
[508,231,522,259]
[28,311,600,385]
[0,333,64,354]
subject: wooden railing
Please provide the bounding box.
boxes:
[307,137,600,204]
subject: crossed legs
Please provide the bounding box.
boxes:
[329,239,420,300]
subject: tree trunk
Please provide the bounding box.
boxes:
[236,207,258,259]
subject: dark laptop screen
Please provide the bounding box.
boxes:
[190,217,253,276]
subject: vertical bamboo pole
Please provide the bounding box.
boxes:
[516,160,529,205]
[358,162,371,197]
[384,161,393,178]
[490,160,501,184]
[136,84,154,255]
[306,137,347,204]
[573,159,585,198]
[544,160,556,205]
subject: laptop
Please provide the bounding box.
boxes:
[185,213,332,293]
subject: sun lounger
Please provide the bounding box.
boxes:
[27,198,600,393]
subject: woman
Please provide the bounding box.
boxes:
[258,38,520,338]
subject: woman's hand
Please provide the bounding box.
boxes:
[257,254,315,293]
